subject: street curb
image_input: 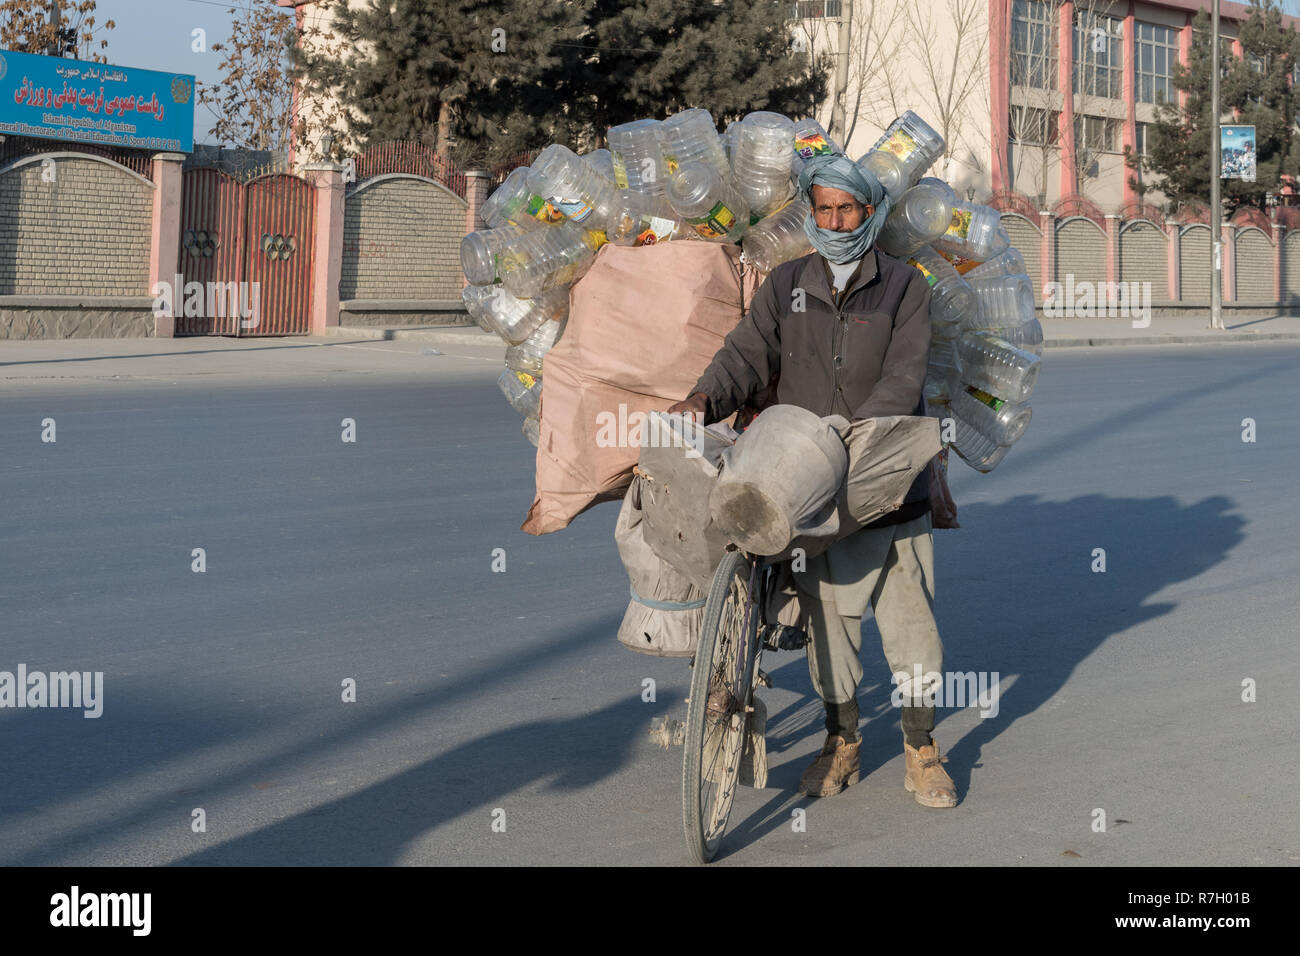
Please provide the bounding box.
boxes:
[1045,332,1300,348]
[324,325,502,346]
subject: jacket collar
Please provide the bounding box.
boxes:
[796,247,880,309]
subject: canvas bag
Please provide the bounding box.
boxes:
[521,241,761,535]
[614,474,707,657]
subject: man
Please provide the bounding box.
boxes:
[667,153,957,808]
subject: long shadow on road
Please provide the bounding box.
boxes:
[719,492,1244,860]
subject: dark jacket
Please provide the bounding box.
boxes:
[690,246,933,527]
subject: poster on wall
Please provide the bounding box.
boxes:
[1220,125,1256,183]
[0,49,194,153]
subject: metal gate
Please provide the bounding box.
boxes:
[177,169,316,335]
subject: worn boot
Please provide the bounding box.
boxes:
[903,738,958,808]
[798,734,861,798]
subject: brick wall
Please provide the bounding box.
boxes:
[340,175,467,301]
[1178,226,1212,304]
[0,155,153,296]
[1118,221,1169,300]
[1001,214,1042,298]
[1233,229,1273,303]
[1284,234,1300,303]
[1054,218,1107,288]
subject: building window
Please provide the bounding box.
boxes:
[1135,121,1148,156]
[1192,30,1235,79]
[1009,105,1060,145]
[791,0,842,17]
[1074,113,1120,153]
[1135,22,1178,105]
[1011,0,1058,90]
[1074,12,1124,99]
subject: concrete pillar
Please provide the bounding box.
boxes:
[1040,210,1056,302]
[1058,1,1077,201]
[1167,221,1181,301]
[1222,222,1236,304]
[989,0,1011,194]
[148,152,186,337]
[1105,214,1120,286]
[1273,222,1284,303]
[303,162,345,335]
[463,170,491,289]
[1122,0,1138,209]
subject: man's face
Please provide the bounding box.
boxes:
[811,184,872,233]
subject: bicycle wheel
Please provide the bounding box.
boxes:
[682,548,761,864]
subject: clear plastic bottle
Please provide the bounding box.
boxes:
[608,119,664,190]
[659,108,729,180]
[980,316,1044,356]
[499,223,604,298]
[526,143,618,230]
[463,283,568,344]
[966,273,1036,330]
[856,149,907,201]
[741,196,812,271]
[932,201,1010,262]
[505,317,565,375]
[460,222,533,286]
[522,416,540,447]
[875,180,957,258]
[731,111,796,219]
[790,117,842,176]
[605,190,685,246]
[480,167,545,229]
[667,161,750,243]
[498,367,543,418]
[583,148,617,185]
[867,111,945,190]
[954,331,1041,403]
[962,243,1026,279]
[951,427,1013,473]
[905,245,978,336]
[950,382,1032,446]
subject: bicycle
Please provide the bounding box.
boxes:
[681,545,805,864]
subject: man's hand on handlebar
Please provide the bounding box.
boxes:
[666,392,710,421]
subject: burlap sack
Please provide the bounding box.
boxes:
[521,241,762,535]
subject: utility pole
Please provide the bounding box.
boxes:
[830,0,854,144]
[1210,0,1224,330]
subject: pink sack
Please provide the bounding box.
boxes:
[522,241,762,535]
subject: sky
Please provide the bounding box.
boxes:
[91,0,263,147]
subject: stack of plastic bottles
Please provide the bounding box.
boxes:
[463,106,1037,465]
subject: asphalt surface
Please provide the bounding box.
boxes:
[0,336,1297,866]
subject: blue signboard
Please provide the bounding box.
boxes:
[1221,125,1256,183]
[0,49,194,153]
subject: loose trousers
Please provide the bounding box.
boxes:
[792,512,943,707]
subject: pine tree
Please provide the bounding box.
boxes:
[1127,0,1300,214]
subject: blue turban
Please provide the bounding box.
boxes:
[797,154,893,264]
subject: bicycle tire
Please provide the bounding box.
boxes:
[682,548,759,864]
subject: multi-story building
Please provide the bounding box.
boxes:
[794,0,1300,212]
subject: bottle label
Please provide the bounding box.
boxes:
[515,371,537,389]
[637,216,678,245]
[524,194,567,224]
[794,133,833,159]
[549,195,594,223]
[749,209,764,226]
[938,248,980,274]
[966,384,1006,410]
[881,128,918,161]
[688,201,737,240]
[906,257,939,288]
[662,152,680,175]
[611,152,630,189]
[946,209,973,240]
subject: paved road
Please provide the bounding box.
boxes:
[1,336,1296,866]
